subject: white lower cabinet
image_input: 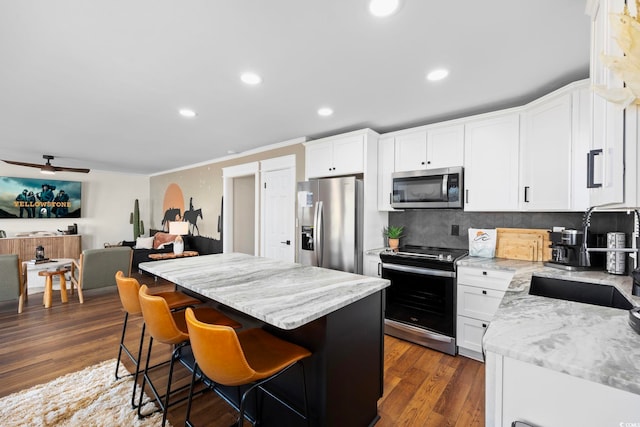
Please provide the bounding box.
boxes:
[456,316,487,356]
[486,352,640,427]
[363,253,381,277]
[456,266,514,361]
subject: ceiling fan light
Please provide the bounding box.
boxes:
[41,164,56,175]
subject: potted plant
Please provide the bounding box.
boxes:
[383,225,404,250]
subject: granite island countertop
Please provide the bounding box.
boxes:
[139,252,390,330]
[458,256,640,396]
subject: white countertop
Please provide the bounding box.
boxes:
[459,256,640,396]
[139,252,390,330]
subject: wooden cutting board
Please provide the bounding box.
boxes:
[496,228,551,261]
[497,237,537,261]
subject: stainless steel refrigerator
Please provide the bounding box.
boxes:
[297,176,363,274]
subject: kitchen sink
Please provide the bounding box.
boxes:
[529,276,634,310]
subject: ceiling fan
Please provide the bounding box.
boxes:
[2,155,90,174]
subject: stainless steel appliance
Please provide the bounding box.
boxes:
[296,176,363,274]
[390,166,463,209]
[380,245,468,356]
[545,229,605,270]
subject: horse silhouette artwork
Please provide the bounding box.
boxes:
[161,208,182,231]
[183,208,202,235]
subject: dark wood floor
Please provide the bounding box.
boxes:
[0,273,484,426]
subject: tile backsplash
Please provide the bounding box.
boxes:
[389,209,636,250]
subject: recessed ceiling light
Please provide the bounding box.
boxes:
[317,107,334,117]
[426,68,449,81]
[241,72,262,85]
[369,0,400,17]
[179,109,197,118]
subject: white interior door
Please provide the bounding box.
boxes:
[261,156,296,262]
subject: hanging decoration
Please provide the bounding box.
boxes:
[594,1,640,107]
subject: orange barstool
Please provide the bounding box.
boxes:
[114,271,202,408]
[184,307,312,427]
[137,285,242,427]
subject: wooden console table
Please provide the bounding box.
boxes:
[0,235,81,262]
[148,250,198,261]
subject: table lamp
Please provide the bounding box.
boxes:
[169,221,189,255]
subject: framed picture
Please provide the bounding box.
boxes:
[0,177,82,219]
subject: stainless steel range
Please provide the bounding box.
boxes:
[380,245,468,355]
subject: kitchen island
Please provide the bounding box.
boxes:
[461,257,640,427]
[139,252,390,427]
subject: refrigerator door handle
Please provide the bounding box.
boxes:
[315,201,324,267]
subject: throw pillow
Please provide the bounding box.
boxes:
[135,236,155,249]
[153,232,178,249]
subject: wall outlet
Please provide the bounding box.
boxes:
[451,224,459,236]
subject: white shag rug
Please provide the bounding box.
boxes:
[0,359,170,427]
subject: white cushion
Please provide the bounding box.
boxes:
[135,236,155,249]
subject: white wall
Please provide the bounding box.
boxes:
[0,164,149,250]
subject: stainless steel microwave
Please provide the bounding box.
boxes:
[391,166,463,209]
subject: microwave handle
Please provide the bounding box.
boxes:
[442,174,448,199]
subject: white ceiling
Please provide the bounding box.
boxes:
[0,1,591,175]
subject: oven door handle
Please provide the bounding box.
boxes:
[382,263,455,278]
[385,319,454,343]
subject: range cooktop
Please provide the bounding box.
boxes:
[380,245,468,271]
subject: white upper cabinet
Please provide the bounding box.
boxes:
[305,134,364,179]
[377,136,398,211]
[520,92,573,211]
[587,0,625,207]
[394,125,464,172]
[394,131,427,172]
[426,124,465,169]
[464,113,520,211]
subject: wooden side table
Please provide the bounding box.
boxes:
[39,268,69,308]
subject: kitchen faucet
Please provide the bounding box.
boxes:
[578,207,640,269]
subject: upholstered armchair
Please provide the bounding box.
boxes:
[0,254,25,313]
[71,247,132,303]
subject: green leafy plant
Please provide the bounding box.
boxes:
[383,225,404,239]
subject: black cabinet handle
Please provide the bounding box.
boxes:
[524,186,530,203]
[482,290,487,295]
[482,323,487,328]
[482,271,487,276]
